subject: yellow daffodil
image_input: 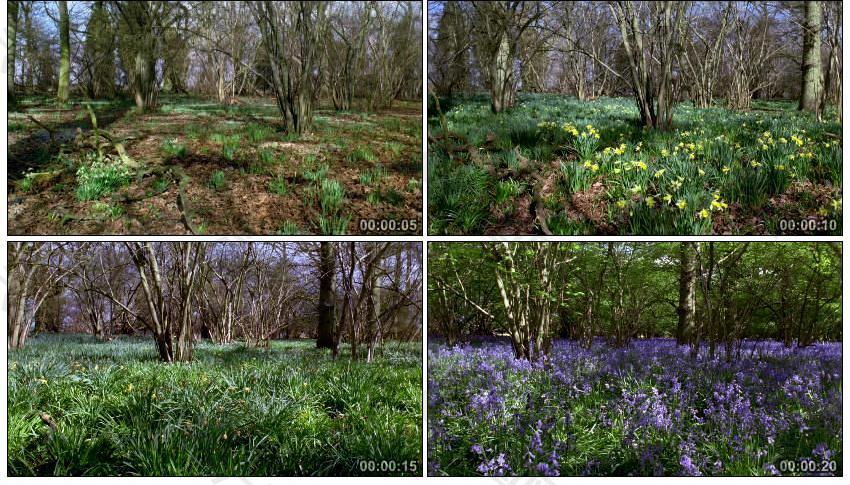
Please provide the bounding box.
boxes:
[654,169,666,178]
[818,207,829,216]
[698,168,705,176]
[710,200,728,211]
[689,153,696,160]
[631,184,642,194]
[677,199,687,210]
[646,197,656,208]
[750,160,762,167]
[663,194,673,203]
[660,149,669,157]
[616,200,627,208]
[722,166,731,174]
[591,163,599,172]
[698,208,710,219]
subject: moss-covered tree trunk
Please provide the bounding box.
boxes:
[57,1,70,103]
[676,242,697,345]
[799,1,822,117]
[489,31,514,113]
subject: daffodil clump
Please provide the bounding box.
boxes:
[430,94,842,235]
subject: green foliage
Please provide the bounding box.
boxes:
[347,146,377,163]
[494,178,524,204]
[366,191,382,205]
[428,94,842,235]
[268,176,288,196]
[303,164,329,184]
[209,170,226,191]
[259,150,277,166]
[316,179,350,235]
[7,335,421,476]
[359,165,387,186]
[75,155,133,201]
[276,220,301,235]
[385,141,404,157]
[90,201,124,220]
[245,123,274,143]
[560,161,595,194]
[317,213,351,235]
[319,179,345,214]
[162,139,188,158]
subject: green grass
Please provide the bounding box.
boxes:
[276,220,302,235]
[359,165,387,186]
[245,123,275,143]
[162,139,188,158]
[347,146,378,163]
[319,179,345,215]
[8,334,422,476]
[303,164,329,184]
[428,94,842,235]
[268,176,288,196]
[209,170,226,191]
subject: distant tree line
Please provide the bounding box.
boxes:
[8,242,422,363]
[429,1,842,123]
[7,1,422,134]
[429,242,841,361]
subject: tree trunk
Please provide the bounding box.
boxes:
[489,31,514,113]
[57,1,70,103]
[676,242,697,345]
[317,242,336,349]
[799,1,822,117]
[8,1,18,103]
[134,43,157,113]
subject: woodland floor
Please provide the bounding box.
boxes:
[428,95,841,235]
[8,95,422,235]
[8,334,422,476]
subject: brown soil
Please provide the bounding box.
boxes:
[8,98,422,235]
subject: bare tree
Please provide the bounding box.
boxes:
[8,243,81,350]
[8,1,19,103]
[252,1,328,135]
[610,0,686,129]
[471,1,545,113]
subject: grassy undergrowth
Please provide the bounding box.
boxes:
[8,334,422,476]
[428,94,841,235]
